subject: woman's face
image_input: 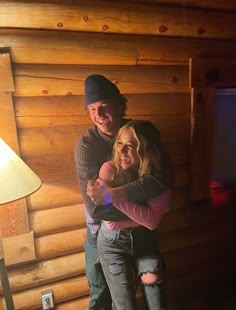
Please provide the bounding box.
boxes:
[116,128,140,171]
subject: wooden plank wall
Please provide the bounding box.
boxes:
[0,1,236,309]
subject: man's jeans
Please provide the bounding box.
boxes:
[84,228,112,310]
[98,223,166,310]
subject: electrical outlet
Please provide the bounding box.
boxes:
[41,289,54,309]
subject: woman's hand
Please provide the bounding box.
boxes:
[87,178,112,205]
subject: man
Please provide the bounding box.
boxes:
[74,74,173,309]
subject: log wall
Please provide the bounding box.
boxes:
[0,1,236,309]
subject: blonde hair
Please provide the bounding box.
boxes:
[111,120,161,182]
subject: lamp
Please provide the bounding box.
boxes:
[0,138,41,310]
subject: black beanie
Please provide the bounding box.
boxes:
[84,74,121,106]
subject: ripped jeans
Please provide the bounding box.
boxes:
[97,223,166,310]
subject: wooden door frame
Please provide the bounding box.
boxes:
[190,57,236,205]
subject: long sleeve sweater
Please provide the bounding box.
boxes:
[99,162,170,231]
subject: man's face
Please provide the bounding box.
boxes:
[87,100,122,137]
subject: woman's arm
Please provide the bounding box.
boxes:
[92,162,170,228]
[112,190,171,230]
[87,144,173,205]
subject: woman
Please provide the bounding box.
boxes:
[96,120,171,310]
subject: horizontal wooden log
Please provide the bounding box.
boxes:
[27,178,82,211]
[15,95,87,118]
[30,204,86,236]
[19,128,189,163]
[32,192,188,260]
[35,229,86,260]
[0,253,85,293]
[29,202,189,238]
[18,117,189,159]
[3,29,236,66]
[190,57,236,88]
[27,164,189,210]
[16,115,92,129]
[2,216,236,291]
[115,0,236,12]
[19,126,86,158]
[0,275,89,310]
[56,296,89,310]
[137,36,236,65]
[13,64,189,97]
[0,29,137,65]
[15,93,190,128]
[15,93,190,116]
[1,253,235,309]
[1,1,236,39]
[9,224,233,293]
[33,196,189,261]
[24,152,189,186]
[24,154,77,183]
[56,293,148,310]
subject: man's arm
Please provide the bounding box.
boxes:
[74,138,129,221]
[88,144,174,205]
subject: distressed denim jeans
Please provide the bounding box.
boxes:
[84,228,112,310]
[97,223,166,310]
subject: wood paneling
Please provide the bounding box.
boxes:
[13,65,189,97]
[0,29,137,65]
[0,276,89,310]
[3,29,236,66]
[137,36,236,65]
[1,1,236,308]
[1,1,236,39]
[35,229,86,260]
[2,232,35,266]
[190,57,236,88]
[27,179,82,211]
[1,253,86,293]
[30,204,86,236]
[115,0,236,12]
[15,93,190,118]
[0,53,36,266]
[0,53,14,91]
[190,87,214,201]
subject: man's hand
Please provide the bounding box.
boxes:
[87,179,112,205]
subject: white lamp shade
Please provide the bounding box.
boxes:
[0,138,41,204]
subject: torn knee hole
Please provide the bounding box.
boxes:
[140,272,159,284]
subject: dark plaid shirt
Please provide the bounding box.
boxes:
[74,119,173,236]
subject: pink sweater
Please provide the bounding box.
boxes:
[99,162,170,231]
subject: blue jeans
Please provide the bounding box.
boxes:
[84,228,112,310]
[97,223,166,310]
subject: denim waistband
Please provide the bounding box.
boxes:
[101,222,147,235]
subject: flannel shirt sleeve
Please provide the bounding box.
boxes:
[123,144,174,202]
[74,138,129,221]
